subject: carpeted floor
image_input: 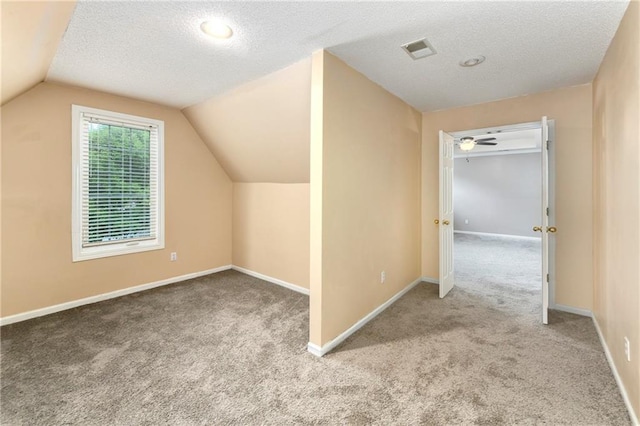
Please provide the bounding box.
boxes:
[1,234,631,425]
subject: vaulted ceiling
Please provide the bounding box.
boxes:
[1,1,630,184]
[183,58,311,183]
[0,1,76,105]
[45,1,629,111]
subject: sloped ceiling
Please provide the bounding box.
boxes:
[1,1,76,105]
[46,1,629,111]
[183,58,311,183]
[4,1,630,184]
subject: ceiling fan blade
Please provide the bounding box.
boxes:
[475,137,497,143]
[475,142,498,146]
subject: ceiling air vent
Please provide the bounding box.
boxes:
[402,38,437,60]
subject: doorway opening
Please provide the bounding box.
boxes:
[438,119,556,323]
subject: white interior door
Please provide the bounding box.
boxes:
[439,130,455,298]
[541,116,550,324]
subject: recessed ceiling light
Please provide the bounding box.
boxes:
[201,20,233,39]
[459,56,486,67]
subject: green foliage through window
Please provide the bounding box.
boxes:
[87,122,151,244]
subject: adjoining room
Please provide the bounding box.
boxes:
[453,126,544,320]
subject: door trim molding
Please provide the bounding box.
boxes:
[449,120,543,138]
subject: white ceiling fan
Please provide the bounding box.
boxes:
[456,136,498,152]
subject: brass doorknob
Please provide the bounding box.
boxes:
[434,219,440,225]
[443,220,450,225]
[533,226,542,232]
[547,226,557,233]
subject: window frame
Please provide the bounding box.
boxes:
[71,104,165,262]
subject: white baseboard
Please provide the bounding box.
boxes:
[307,342,323,357]
[454,230,540,241]
[422,276,439,285]
[549,303,592,318]
[307,276,423,357]
[231,266,309,296]
[593,316,639,425]
[0,265,232,326]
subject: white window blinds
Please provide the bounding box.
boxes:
[72,105,164,261]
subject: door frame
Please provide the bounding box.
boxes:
[446,119,557,310]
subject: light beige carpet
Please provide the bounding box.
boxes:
[1,234,631,424]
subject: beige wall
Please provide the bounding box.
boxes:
[232,183,309,289]
[1,1,76,105]
[310,51,422,346]
[1,82,232,317]
[183,58,311,183]
[593,0,639,418]
[422,84,593,310]
[188,58,313,290]
[454,153,542,238]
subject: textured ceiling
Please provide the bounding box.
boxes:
[47,1,629,111]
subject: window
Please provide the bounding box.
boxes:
[72,105,164,261]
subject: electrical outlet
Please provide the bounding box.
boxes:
[380,271,386,284]
[170,252,177,262]
[624,337,630,362]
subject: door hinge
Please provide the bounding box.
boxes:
[546,273,549,282]
[546,207,549,216]
[546,140,551,150]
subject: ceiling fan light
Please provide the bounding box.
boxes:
[459,137,476,151]
[459,141,475,151]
